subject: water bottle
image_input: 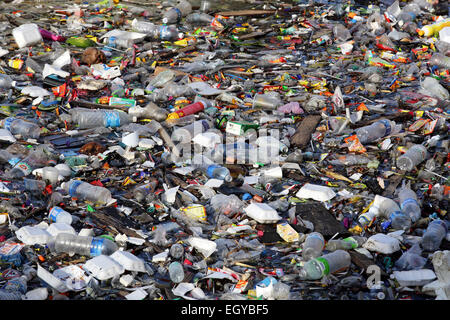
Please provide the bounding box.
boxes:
[298,250,351,280]
[75,110,132,129]
[61,180,113,204]
[170,243,184,259]
[0,74,17,89]
[48,206,73,225]
[162,0,192,24]
[1,117,40,139]
[420,77,449,100]
[47,233,118,257]
[325,236,366,251]
[159,25,183,41]
[131,19,158,35]
[256,136,289,154]
[172,120,210,143]
[302,232,325,261]
[388,211,412,231]
[186,12,214,24]
[8,148,50,178]
[396,144,428,171]
[399,181,421,222]
[193,154,232,182]
[396,3,420,28]
[358,195,400,227]
[168,261,185,283]
[429,53,450,69]
[0,265,36,300]
[356,120,399,144]
[133,179,158,202]
[422,220,448,251]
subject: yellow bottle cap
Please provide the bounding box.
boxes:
[167,112,179,120]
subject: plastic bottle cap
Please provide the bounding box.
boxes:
[167,112,179,120]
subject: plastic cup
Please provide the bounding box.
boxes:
[42,167,60,185]
[122,132,139,148]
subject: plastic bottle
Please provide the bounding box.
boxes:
[170,243,184,259]
[0,74,17,89]
[186,12,214,24]
[48,206,73,225]
[298,250,351,280]
[421,220,448,251]
[167,99,212,120]
[325,236,367,251]
[356,120,400,144]
[47,233,118,257]
[358,195,401,227]
[302,232,325,261]
[418,17,450,37]
[128,102,169,122]
[0,265,35,300]
[172,119,210,143]
[399,181,421,222]
[420,76,450,100]
[168,261,185,283]
[396,144,428,171]
[133,179,158,202]
[429,53,450,69]
[75,110,132,129]
[61,180,113,204]
[388,211,412,231]
[284,149,303,163]
[1,117,40,139]
[193,154,232,182]
[162,0,192,24]
[159,25,183,41]
[396,3,421,28]
[8,148,50,178]
[255,136,289,154]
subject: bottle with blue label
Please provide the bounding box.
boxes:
[1,117,40,139]
[422,219,448,251]
[398,181,422,222]
[48,206,73,225]
[192,154,232,182]
[76,110,131,129]
[162,0,192,24]
[47,233,118,257]
[61,180,113,205]
[355,119,400,144]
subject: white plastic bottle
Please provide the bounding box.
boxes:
[48,206,73,225]
[358,195,401,227]
[302,232,325,261]
[47,233,118,257]
[396,144,428,171]
[1,117,40,139]
[298,250,351,280]
[61,180,113,204]
[398,181,421,222]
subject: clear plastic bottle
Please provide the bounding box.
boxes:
[61,180,113,204]
[388,211,412,231]
[170,243,184,259]
[48,206,73,225]
[302,232,325,261]
[399,181,421,222]
[0,265,35,300]
[298,250,351,280]
[48,233,118,256]
[358,195,400,227]
[420,77,450,100]
[186,12,214,24]
[159,25,183,41]
[168,261,185,283]
[8,148,50,178]
[172,119,210,143]
[396,3,421,28]
[429,53,450,69]
[1,117,40,139]
[421,220,448,251]
[284,149,303,163]
[396,144,428,171]
[325,236,367,251]
[162,0,192,24]
[133,179,158,202]
[76,110,132,129]
[128,102,169,122]
[356,120,399,144]
[255,136,289,154]
[193,154,232,182]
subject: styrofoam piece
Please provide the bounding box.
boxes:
[295,183,336,202]
[24,287,48,300]
[440,27,450,44]
[125,288,147,300]
[188,237,217,258]
[83,255,124,280]
[363,233,400,254]
[192,132,221,148]
[16,226,51,245]
[244,203,282,224]
[392,269,436,287]
[46,223,76,237]
[120,274,134,287]
[53,264,90,291]
[12,24,43,48]
[110,250,146,272]
[152,250,169,263]
[36,264,69,293]
[122,132,139,147]
[79,228,94,237]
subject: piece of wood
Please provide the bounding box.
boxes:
[290,115,322,148]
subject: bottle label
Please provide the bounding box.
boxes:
[49,207,63,222]
[401,198,418,210]
[307,233,324,246]
[68,180,83,197]
[378,119,391,136]
[90,238,105,256]
[104,111,121,128]
[173,7,182,21]
[14,161,32,176]
[206,164,220,178]
[342,237,358,249]
[358,213,372,225]
[3,117,15,131]
[8,157,20,166]
[315,257,330,276]
[2,278,26,294]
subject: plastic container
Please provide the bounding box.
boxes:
[12,24,43,48]
[42,166,59,185]
[133,180,158,202]
[299,250,351,280]
[170,243,184,259]
[187,237,217,258]
[392,269,436,287]
[186,12,214,24]
[356,120,399,144]
[302,232,325,261]
[252,93,282,110]
[358,195,400,227]
[325,236,367,251]
[363,234,400,254]
[256,136,289,154]
[172,120,210,143]
[46,223,76,237]
[396,144,428,171]
[422,220,448,251]
[47,233,118,257]
[110,250,146,272]
[61,180,113,205]
[295,183,336,202]
[162,0,192,24]
[192,154,232,182]
[168,261,185,283]
[15,226,51,245]
[399,182,421,222]
[83,255,124,280]
[1,117,40,139]
[243,203,282,224]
